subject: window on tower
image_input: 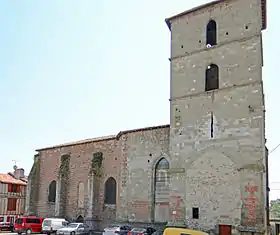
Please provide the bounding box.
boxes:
[205,64,219,91]
[210,111,214,138]
[206,20,217,46]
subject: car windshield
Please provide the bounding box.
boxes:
[67,223,79,228]
[15,219,23,224]
[43,220,51,226]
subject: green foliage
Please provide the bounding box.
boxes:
[91,152,103,176]
[59,154,70,178]
[270,199,280,218]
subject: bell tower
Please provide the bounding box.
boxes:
[166,0,268,233]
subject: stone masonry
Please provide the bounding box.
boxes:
[26,0,269,234]
[26,126,169,230]
[166,0,268,234]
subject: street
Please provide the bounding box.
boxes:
[0,233,44,235]
[0,233,18,235]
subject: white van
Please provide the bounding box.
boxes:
[42,218,68,234]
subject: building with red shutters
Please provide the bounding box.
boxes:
[0,166,27,218]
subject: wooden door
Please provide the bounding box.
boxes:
[219,225,232,235]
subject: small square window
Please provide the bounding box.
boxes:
[192,207,199,219]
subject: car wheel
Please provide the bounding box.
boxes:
[70,232,75,235]
[26,229,32,235]
[89,231,93,235]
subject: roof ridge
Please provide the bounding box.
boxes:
[36,124,170,151]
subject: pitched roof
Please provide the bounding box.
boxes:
[36,124,170,151]
[35,134,117,151]
[0,173,27,185]
[8,172,28,183]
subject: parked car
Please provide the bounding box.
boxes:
[0,222,11,231]
[151,229,164,235]
[162,227,209,235]
[0,215,19,231]
[103,225,132,235]
[57,223,93,235]
[42,218,68,235]
[128,227,156,235]
[14,216,45,234]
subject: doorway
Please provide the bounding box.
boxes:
[76,215,84,223]
[219,225,232,235]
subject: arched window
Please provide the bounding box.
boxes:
[206,20,217,46]
[155,158,170,189]
[104,177,116,204]
[156,158,169,170]
[48,180,56,203]
[205,64,219,91]
[153,158,170,222]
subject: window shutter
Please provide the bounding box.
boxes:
[8,184,12,193]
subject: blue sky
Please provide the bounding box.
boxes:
[0,0,279,199]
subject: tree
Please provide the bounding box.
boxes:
[270,199,280,218]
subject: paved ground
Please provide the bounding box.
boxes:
[0,231,102,234]
[0,233,18,235]
[0,231,102,235]
[0,233,43,235]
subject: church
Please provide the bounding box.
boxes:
[25,0,269,234]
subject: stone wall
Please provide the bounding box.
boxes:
[25,154,40,215]
[117,125,170,223]
[167,0,267,233]
[28,126,170,228]
[56,154,71,217]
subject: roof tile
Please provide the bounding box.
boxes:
[0,173,27,185]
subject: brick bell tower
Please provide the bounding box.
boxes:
[165,0,268,234]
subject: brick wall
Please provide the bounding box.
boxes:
[32,136,121,228]
[27,125,170,228]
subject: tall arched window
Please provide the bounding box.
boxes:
[104,177,116,204]
[205,64,219,91]
[206,20,217,46]
[48,180,56,203]
[155,158,169,191]
[154,158,170,222]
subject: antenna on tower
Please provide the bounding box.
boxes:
[12,160,17,170]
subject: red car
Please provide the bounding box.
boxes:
[14,216,44,234]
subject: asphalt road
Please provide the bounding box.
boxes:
[0,232,102,235]
[0,231,41,235]
[0,233,42,235]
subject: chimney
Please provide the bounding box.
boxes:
[14,168,25,179]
